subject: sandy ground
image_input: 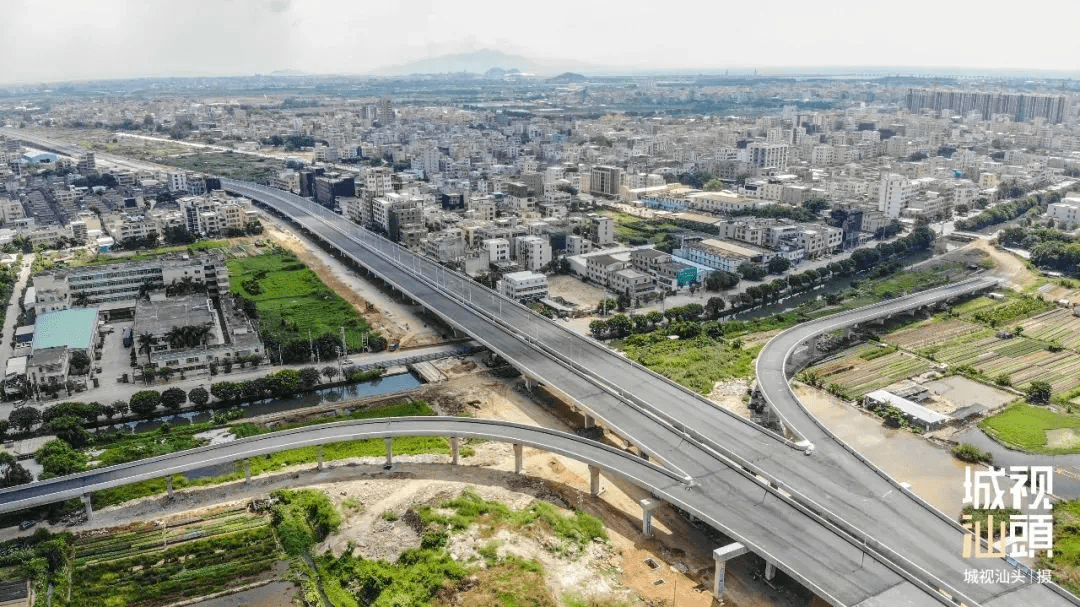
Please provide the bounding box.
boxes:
[970,239,1038,291]
[547,275,609,309]
[263,217,442,348]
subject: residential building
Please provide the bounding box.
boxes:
[589,215,615,245]
[673,238,770,273]
[878,173,913,219]
[514,235,552,271]
[589,166,622,197]
[499,270,549,301]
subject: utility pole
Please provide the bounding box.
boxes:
[339,326,348,360]
[308,329,315,364]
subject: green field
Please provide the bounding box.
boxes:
[156,150,281,183]
[979,403,1080,454]
[228,250,373,350]
[615,333,761,395]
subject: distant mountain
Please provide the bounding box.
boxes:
[374,49,598,77]
[548,72,587,83]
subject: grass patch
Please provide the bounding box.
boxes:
[979,402,1080,454]
[434,560,555,607]
[614,333,761,395]
[228,250,373,350]
[271,489,340,556]
[1041,500,1080,593]
[415,489,606,553]
[156,150,281,183]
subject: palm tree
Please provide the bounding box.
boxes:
[137,332,155,364]
[165,327,185,350]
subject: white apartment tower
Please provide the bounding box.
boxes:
[878,174,913,219]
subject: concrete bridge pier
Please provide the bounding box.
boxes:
[583,414,595,429]
[588,465,601,497]
[384,438,394,469]
[244,460,251,483]
[713,542,748,598]
[167,476,173,498]
[450,437,459,466]
[82,493,93,521]
[317,446,324,471]
[764,561,777,581]
[640,498,660,537]
[513,444,524,474]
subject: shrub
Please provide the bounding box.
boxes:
[952,443,993,464]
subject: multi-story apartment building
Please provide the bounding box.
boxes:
[879,173,913,219]
[746,142,788,170]
[589,166,622,197]
[499,270,549,301]
[589,215,614,246]
[514,235,552,271]
[1048,197,1080,226]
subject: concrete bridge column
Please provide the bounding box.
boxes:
[167,476,173,498]
[584,415,595,429]
[513,444,524,474]
[244,460,251,483]
[765,561,777,581]
[713,543,748,598]
[82,493,93,521]
[384,438,394,469]
[450,437,459,466]
[317,446,324,471]
[640,498,660,537]
[589,465,601,497]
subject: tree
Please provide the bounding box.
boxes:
[158,366,175,382]
[767,256,791,274]
[47,415,89,448]
[322,366,339,383]
[703,178,725,191]
[111,400,129,418]
[607,314,632,338]
[161,388,187,412]
[9,407,41,433]
[737,262,767,281]
[129,390,162,418]
[137,332,155,364]
[69,350,91,375]
[72,292,91,307]
[1026,380,1052,405]
[802,199,829,213]
[0,452,32,488]
[300,367,321,389]
[705,271,739,291]
[188,386,210,410]
[0,421,8,440]
[645,310,664,328]
[589,319,609,339]
[142,367,156,384]
[35,440,87,479]
[705,296,727,319]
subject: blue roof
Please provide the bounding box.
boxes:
[33,308,98,351]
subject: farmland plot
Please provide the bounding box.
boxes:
[1017,308,1080,351]
[70,509,282,606]
[884,318,983,350]
[929,334,1080,394]
[809,344,933,399]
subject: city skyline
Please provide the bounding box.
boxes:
[4,0,1080,84]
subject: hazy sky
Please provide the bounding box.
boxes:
[4,0,1080,83]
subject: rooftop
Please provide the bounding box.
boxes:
[32,308,98,351]
[134,295,214,337]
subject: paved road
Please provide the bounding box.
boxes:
[0,253,32,370]
[223,181,1075,606]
